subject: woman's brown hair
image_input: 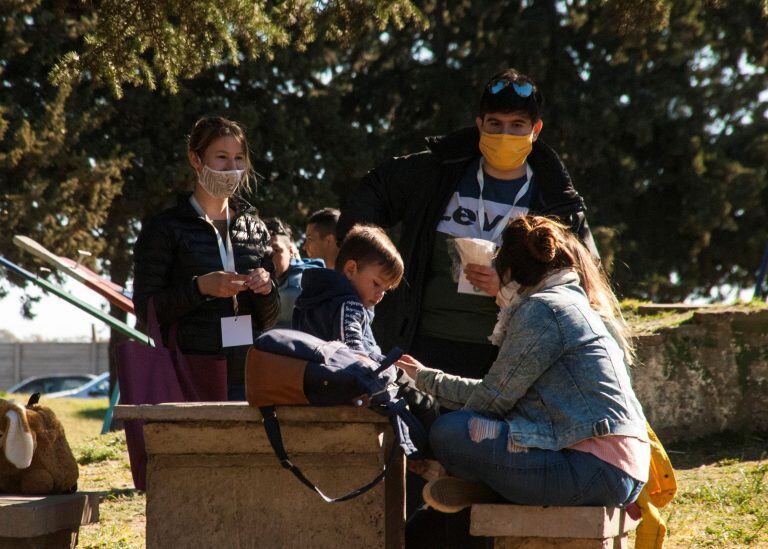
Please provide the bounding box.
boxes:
[495,216,635,364]
[188,116,253,194]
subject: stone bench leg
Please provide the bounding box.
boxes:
[492,534,628,548]
[471,504,638,549]
[0,493,100,549]
[0,529,78,549]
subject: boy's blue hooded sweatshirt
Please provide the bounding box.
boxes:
[292,268,383,360]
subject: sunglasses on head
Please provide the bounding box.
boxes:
[487,78,535,98]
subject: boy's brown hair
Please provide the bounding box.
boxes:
[336,225,404,287]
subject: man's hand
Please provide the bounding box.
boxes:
[196,271,250,297]
[246,268,272,295]
[396,354,426,380]
[464,263,500,297]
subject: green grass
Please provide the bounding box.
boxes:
[658,432,768,547]
[76,435,124,465]
[37,398,768,548]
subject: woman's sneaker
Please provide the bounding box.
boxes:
[422,476,500,513]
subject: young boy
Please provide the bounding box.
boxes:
[303,207,341,269]
[264,217,323,328]
[294,223,441,487]
[292,224,403,359]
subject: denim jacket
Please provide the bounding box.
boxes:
[415,270,648,450]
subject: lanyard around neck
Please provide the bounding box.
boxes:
[476,159,533,244]
[190,196,239,314]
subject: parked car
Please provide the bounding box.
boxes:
[46,372,110,399]
[6,374,97,395]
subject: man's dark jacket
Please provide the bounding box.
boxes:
[337,126,597,351]
[133,192,280,357]
[292,268,383,359]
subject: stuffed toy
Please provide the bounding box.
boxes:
[0,393,79,494]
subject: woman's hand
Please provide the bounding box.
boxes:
[196,271,250,297]
[464,263,500,297]
[246,267,273,295]
[396,354,426,380]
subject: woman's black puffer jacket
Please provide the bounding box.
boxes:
[132,193,280,370]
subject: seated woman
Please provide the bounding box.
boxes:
[397,215,649,512]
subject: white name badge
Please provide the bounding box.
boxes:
[221,315,254,347]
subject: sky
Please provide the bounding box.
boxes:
[0,278,133,341]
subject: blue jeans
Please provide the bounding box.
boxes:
[430,410,644,507]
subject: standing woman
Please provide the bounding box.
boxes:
[133,116,280,401]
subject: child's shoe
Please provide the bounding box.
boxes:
[422,476,500,513]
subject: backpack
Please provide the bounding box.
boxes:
[245,329,429,502]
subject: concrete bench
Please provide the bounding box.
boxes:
[0,492,100,549]
[471,504,639,548]
[115,402,406,549]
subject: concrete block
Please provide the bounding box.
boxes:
[470,504,638,538]
[114,402,389,424]
[636,303,712,315]
[146,453,391,548]
[492,535,628,548]
[0,492,100,548]
[117,403,405,549]
[143,421,385,455]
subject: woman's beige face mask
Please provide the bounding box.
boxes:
[197,163,244,198]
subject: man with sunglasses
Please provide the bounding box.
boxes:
[340,67,596,368]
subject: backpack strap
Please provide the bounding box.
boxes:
[372,347,403,375]
[259,406,398,503]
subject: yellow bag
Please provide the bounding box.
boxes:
[635,423,677,549]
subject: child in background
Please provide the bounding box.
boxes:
[264,217,323,328]
[293,224,402,358]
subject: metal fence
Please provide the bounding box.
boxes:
[0,342,109,390]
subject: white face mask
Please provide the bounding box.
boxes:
[197,164,244,198]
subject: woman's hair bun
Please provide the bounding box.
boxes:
[525,225,557,263]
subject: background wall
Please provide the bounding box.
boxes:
[632,308,768,442]
[0,342,109,390]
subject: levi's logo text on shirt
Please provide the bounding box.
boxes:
[437,158,534,245]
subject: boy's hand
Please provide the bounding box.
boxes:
[464,264,500,296]
[396,354,425,380]
[246,268,272,295]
